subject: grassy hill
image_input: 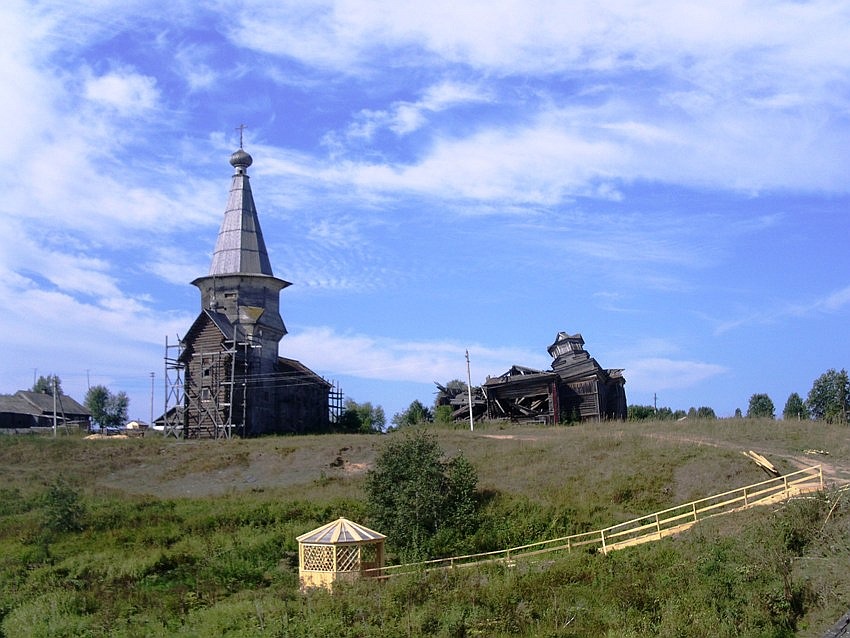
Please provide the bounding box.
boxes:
[1,418,849,636]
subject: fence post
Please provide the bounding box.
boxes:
[567,537,572,553]
[600,529,607,555]
[744,487,748,507]
[655,513,661,539]
[692,502,697,523]
[783,475,789,499]
[819,465,824,490]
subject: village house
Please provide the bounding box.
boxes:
[0,390,91,431]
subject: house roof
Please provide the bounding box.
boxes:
[483,365,552,386]
[0,394,40,415]
[15,391,90,416]
[278,356,333,388]
[208,149,275,277]
[296,518,385,545]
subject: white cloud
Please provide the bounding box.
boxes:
[817,286,850,313]
[306,217,363,248]
[342,80,492,140]
[624,357,728,393]
[84,70,160,114]
[282,326,544,384]
[146,247,209,287]
[231,1,850,83]
[346,124,623,204]
[0,3,60,158]
[230,1,850,195]
[173,44,219,91]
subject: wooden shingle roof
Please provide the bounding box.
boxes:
[15,391,90,416]
[208,149,274,277]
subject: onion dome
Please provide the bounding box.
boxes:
[229,148,253,171]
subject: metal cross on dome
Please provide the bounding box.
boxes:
[236,123,247,149]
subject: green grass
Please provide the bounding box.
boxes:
[1,418,849,636]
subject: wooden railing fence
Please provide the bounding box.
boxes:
[364,464,823,578]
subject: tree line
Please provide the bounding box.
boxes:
[341,368,850,430]
[628,368,849,423]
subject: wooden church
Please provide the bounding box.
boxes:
[166,146,331,438]
[483,332,626,424]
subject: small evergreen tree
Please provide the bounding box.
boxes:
[747,393,775,419]
[391,399,432,428]
[782,393,809,421]
[32,375,61,395]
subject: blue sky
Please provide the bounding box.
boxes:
[1,1,849,422]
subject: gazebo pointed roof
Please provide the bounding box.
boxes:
[296,518,385,544]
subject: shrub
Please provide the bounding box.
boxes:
[42,482,85,534]
[365,430,478,560]
[433,405,454,424]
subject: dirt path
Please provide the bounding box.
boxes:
[632,431,850,487]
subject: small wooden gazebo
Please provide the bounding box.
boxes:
[296,518,385,591]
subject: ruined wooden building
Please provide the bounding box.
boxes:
[164,147,332,438]
[483,332,626,424]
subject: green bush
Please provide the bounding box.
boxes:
[42,482,85,534]
[365,430,479,560]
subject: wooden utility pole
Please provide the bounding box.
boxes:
[465,350,474,432]
[52,375,58,437]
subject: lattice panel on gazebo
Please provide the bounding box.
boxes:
[360,544,378,564]
[336,545,360,572]
[303,545,334,571]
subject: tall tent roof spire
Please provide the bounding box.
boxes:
[208,147,275,276]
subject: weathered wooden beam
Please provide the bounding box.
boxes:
[743,450,781,477]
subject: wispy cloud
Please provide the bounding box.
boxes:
[227,2,850,195]
[343,80,493,139]
[624,357,728,393]
[713,284,850,335]
[83,68,160,114]
[283,326,545,384]
[173,43,220,92]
